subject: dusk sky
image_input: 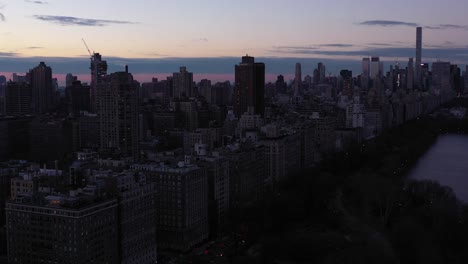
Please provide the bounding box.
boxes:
[1,0,468,84]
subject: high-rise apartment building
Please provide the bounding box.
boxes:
[173,67,193,99]
[233,55,265,117]
[67,81,91,116]
[30,62,52,114]
[90,53,108,113]
[5,82,32,116]
[131,162,209,252]
[95,171,158,263]
[98,67,139,160]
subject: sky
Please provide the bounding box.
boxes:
[1,0,468,85]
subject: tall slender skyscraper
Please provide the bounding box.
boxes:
[415,27,422,88]
[233,55,265,117]
[294,63,302,96]
[90,53,108,113]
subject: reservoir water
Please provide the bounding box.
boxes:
[409,134,468,202]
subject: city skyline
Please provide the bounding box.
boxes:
[1,0,468,84]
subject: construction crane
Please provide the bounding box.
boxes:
[81,38,92,57]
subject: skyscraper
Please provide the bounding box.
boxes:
[361,58,370,89]
[318,62,326,84]
[98,66,139,160]
[173,66,193,99]
[415,27,422,88]
[30,62,52,114]
[90,53,108,113]
[370,57,381,80]
[294,63,302,96]
[233,55,265,117]
[407,58,414,89]
[340,70,353,98]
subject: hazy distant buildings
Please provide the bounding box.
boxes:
[198,79,212,102]
[233,55,265,117]
[463,66,468,94]
[98,67,139,160]
[30,62,53,114]
[173,67,193,99]
[5,82,32,116]
[275,75,287,94]
[415,27,422,88]
[432,61,451,92]
[66,73,77,87]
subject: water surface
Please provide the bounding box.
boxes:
[409,134,468,202]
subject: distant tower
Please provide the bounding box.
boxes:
[30,62,53,114]
[415,27,422,88]
[361,58,370,89]
[233,55,265,117]
[172,66,193,99]
[370,57,380,79]
[90,53,108,113]
[294,63,302,96]
[318,62,326,84]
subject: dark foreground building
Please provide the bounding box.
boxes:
[6,195,119,264]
